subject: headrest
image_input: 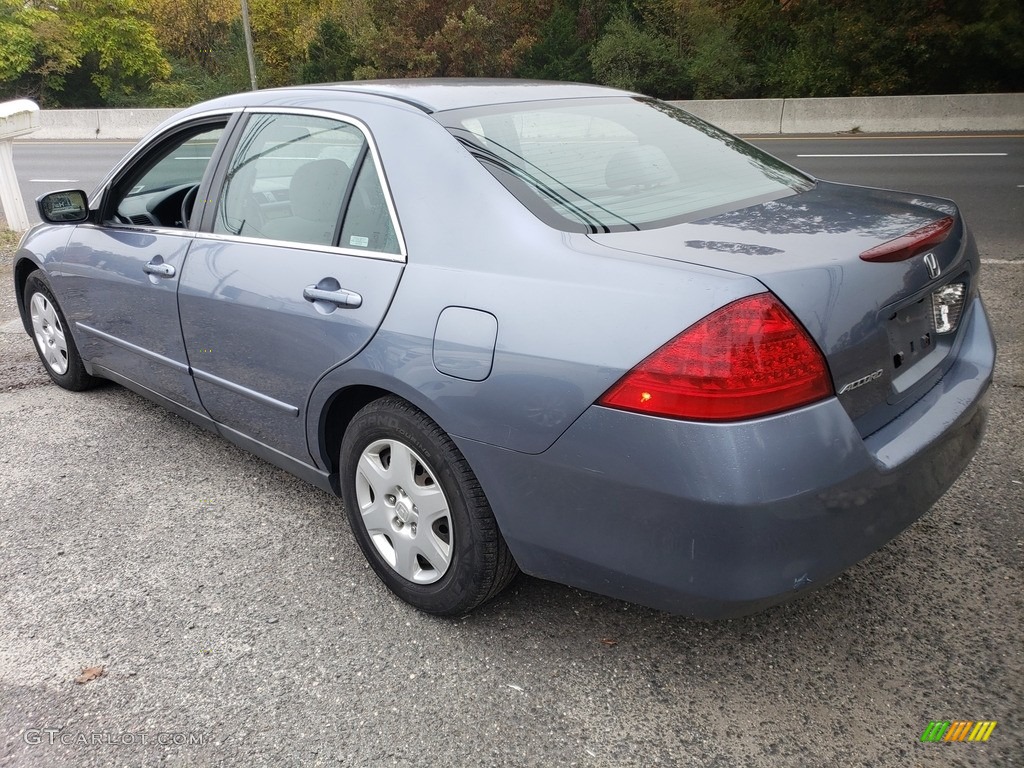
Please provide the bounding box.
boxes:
[290,158,352,222]
[605,145,675,190]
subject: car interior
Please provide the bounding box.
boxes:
[110,124,226,229]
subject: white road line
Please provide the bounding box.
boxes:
[29,178,78,183]
[752,133,1024,140]
[980,259,1022,265]
[797,153,1008,158]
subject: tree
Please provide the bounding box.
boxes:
[245,0,320,87]
[144,21,255,106]
[517,0,621,82]
[737,0,1024,97]
[303,17,358,83]
[3,0,1023,106]
[639,0,755,98]
[147,0,237,68]
[590,15,688,98]
[69,0,172,103]
[1,0,82,102]
[0,1,43,83]
[355,0,547,78]
[0,0,169,106]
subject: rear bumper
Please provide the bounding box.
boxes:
[458,297,994,618]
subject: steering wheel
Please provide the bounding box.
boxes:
[180,184,201,228]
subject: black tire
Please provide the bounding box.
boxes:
[23,271,99,391]
[339,396,518,615]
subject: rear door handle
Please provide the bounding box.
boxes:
[143,260,175,278]
[303,285,362,308]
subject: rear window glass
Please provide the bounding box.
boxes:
[438,97,813,233]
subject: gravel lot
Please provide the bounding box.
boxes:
[1,231,1021,767]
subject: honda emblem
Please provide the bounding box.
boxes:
[924,252,940,280]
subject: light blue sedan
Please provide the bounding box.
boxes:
[14,80,994,616]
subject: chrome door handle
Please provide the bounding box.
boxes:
[303,285,362,308]
[143,261,175,277]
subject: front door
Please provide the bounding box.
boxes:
[63,119,231,414]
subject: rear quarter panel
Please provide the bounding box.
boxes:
[306,104,765,458]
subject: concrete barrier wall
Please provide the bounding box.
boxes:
[33,109,177,140]
[23,94,1024,140]
[776,93,1024,134]
[670,93,1023,134]
[671,98,785,135]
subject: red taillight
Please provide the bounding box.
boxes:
[597,293,833,421]
[859,216,954,263]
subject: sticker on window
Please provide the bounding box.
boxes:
[349,235,369,247]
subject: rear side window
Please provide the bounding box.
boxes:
[438,97,813,233]
[213,112,400,253]
[340,156,401,254]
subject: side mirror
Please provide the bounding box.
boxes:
[37,190,90,224]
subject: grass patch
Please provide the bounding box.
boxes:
[0,228,24,248]
[0,228,25,258]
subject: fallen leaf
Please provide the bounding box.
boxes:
[75,666,105,685]
[600,638,618,647]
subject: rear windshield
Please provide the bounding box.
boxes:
[438,97,813,233]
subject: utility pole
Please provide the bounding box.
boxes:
[240,0,258,90]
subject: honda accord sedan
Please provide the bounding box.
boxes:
[15,80,994,617]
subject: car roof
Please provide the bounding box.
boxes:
[253,79,634,114]
[322,79,633,112]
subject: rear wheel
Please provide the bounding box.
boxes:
[339,396,518,615]
[23,271,98,391]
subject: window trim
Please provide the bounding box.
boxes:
[198,107,407,264]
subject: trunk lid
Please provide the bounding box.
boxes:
[589,181,979,436]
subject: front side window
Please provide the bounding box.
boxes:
[214,112,400,253]
[439,97,813,233]
[109,123,225,228]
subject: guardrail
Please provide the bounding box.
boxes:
[19,93,1024,142]
[1,99,39,229]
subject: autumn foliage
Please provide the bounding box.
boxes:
[0,0,1021,107]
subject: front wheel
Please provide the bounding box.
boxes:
[23,271,99,391]
[339,397,518,615]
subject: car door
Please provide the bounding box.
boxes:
[177,109,405,461]
[59,115,234,414]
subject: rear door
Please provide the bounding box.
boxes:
[177,109,405,461]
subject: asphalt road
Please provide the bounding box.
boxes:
[0,135,1022,767]
[753,134,1024,261]
[11,134,1024,260]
